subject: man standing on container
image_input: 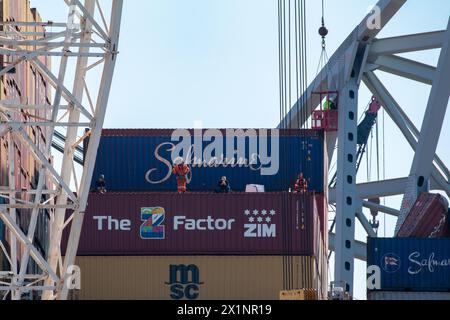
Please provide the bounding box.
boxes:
[172,157,190,194]
[96,174,107,194]
[216,176,231,193]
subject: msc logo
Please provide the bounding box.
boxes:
[244,209,276,238]
[166,264,204,300]
[381,253,401,273]
[140,207,165,239]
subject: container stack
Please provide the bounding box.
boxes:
[397,193,450,238]
[367,192,450,300]
[68,128,329,300]
[0,1,52,278]
[367,238,450,300]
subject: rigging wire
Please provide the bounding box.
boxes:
[278,0,283,131]
[295,0,300,129]
[383,111,386,228]
[278,0,309,290]
[376,117,380,182]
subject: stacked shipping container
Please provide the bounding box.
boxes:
[72,256,322,300]
[367,238,450,300]
[90,129,325,193]
[397,193,450,238]
[67,192,328,300]
[70,128,329,300]
[0,0,52,274]
[65,193,321,256]
[367,291,450,300]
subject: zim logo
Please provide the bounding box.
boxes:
[140,207,165,239]
[381,253,401,273]
[244,209,276,238]
[165,264,204,300]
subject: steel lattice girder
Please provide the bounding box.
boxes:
[278,0,449,298]
[0,0,123,300]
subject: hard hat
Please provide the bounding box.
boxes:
[173,157,184,165]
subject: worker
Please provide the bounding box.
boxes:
[323,98,337,111]
[172,157,190,194]
[216,176,231,193]
[294,173,308,194]
[96,174,106,194]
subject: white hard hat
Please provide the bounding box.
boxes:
[173,157,184,165]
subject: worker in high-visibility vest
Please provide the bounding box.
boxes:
[172,157,190,194]
[323,98,336,111]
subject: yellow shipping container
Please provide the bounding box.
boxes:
[71,256,326,300]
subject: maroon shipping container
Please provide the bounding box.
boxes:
[64,192,322,256]
[397,193,450,238]
[99,128,322,137]
[315,193,327,241]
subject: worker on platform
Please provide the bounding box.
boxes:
[172,157,190,194]
[294,173,308,194]
[323,97,337,111]
[96,174,107,194]
[216,176,231,193]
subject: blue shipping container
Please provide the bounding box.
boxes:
[367,238,450,292]
[90,129,325,192]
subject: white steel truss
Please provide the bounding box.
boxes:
[0,0,122,300]
[279,0,449,297]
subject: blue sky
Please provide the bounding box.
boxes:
[30,0,450,300]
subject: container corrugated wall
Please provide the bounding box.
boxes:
[70,256,324,300]
[63,192,322,256]
[368,291,450,300]
[367,238,450,292]
[90,129,325,193]
[398,193,449,238]
[0,0,52,272]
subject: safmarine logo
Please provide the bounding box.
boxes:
[144,129,281,185]
[244,209,277,238]
[166,264,204,300]
[381,253,401,273]
[140,207,165,239]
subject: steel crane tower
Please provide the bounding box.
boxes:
[279,0,450,297]
[0,0,123,300]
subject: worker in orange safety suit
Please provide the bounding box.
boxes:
[294,173,308,194]
[172,157,190,194]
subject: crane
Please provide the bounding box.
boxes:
[279,0,450,297]
[0,0,123,300]
[329,96,382,189]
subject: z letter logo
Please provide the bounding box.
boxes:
[140,207,165,240]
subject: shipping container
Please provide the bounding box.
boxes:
[315,193,328,242]
[367,238,450,292]
[70,255,327,300]
[90,129,325,193]
[368,291,450,300]
[398,193,449,238]
[0,1,52,275]
[63,192,325,256]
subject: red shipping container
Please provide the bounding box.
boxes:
[63,192,321,256]
[314,193,328,242]
[397,193,449,238]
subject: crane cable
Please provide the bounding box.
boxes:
[313,0,337,95]
[278,0,308,291]
[278,0,288,290]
